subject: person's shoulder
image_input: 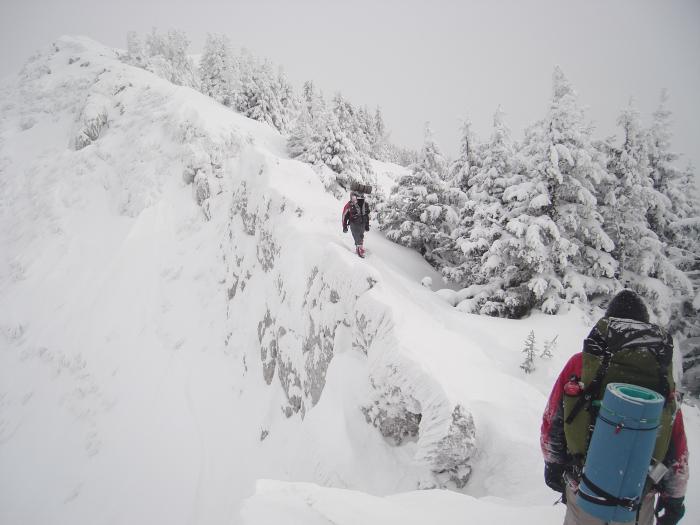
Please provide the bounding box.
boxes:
[563,352,583,373]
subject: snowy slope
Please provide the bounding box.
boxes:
[0,36,697,525]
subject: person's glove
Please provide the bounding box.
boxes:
[365,224,370,232]
[343,226,348,233]
[655,496,684,525]
[544,462,566,494]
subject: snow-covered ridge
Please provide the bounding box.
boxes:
[0,35,474,522]
[2,36,698,525]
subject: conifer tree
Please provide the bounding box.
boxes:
[380,124,456,265]
[237,60,297,133]
[521,68,617,306]
[143,29,199,88]
[443,109,513,294]
[199,33,236,107]
[287,81,327,164]
[603,101,692,324]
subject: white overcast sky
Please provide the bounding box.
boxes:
[1,0,699,180]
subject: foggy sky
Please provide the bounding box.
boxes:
[1,0,699,181]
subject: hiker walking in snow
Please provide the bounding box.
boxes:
[342,190,370,258]
[541,290,688,525]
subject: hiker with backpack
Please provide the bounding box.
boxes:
[541,290,688,525]
[342,189,370,258]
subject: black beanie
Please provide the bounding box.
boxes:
[605,290,650,323]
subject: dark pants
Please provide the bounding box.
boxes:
[350,222,365,246]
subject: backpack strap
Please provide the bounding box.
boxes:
[565,349,612,425]
[579,473,641,512]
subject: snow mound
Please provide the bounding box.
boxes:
[240,479,564,525]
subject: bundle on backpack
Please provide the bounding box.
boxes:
[563,317,677,466]
[350,181,372,195]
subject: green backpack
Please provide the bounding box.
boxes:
[563,317,677,466]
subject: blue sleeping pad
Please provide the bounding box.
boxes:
[577,383,664,523]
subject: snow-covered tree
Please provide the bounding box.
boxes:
[288,87,372,182]
[647,91,700,264]
[380,124,456,266]
[441,118,478,284]
[645,91,700,385]
[449,118,480,194]
[287,81,327,164]
[199,33,237,107]
[523,68,617,306]
[125,31,146,68]
[142,29,199,88]
[333,93,371,156]
[369,106,392,161]
[319,113,371,181]
[237,60,298,133]
[459,70,617,317]
[443,108,514,293]
[603,101,692,325]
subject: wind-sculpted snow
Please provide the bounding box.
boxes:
[221,156,477,485]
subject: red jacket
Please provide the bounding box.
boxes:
[342,200,369,230]
[541,352,689,498]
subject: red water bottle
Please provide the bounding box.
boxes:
[564,375,584,396]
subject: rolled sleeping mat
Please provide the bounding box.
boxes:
[577,383,665,523]
[350,181,373,194]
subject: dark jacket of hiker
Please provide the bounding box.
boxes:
[540,290,688,523]
[342,195,370,246]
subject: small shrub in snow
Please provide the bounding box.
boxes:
[541,335,557,359]
[74,95,110,150]
[520,330,537,374]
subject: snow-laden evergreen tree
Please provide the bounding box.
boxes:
[287,81,327,164]
[603,102,692,325]
[333,93,371,156]
[455,108,560,317]
[449,118,480,194]
[125,31,146,68]
[199,33,237,107]
[123,29,198,88]
[645,91,700,389]
[459,67,614,317]
[357,106,377,149]
[288,87,372,182]
[319,112,371,181]
[142,29,199,88]
[647,91,700,268]
[236,57,297,133]
[371,106,391,160]
[521,68,616,307]
[443,108,514,296]
[380,124,456,266]
[441,118,479,284]
[460,68,617,318]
